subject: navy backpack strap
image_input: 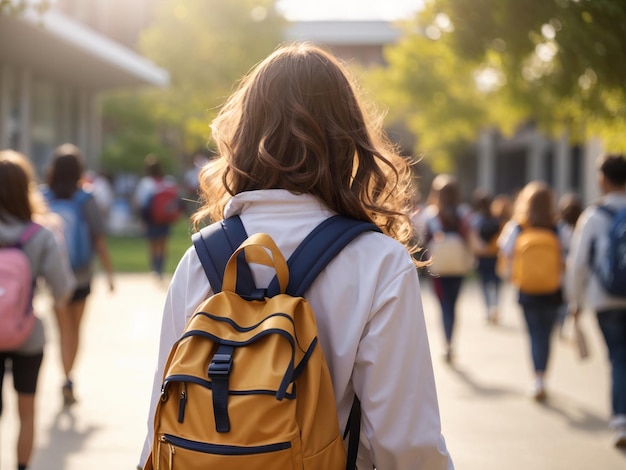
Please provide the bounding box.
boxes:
[192,216,255,294]
[267,215,381,297]
[598,204,616,218]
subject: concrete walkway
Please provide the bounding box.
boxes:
[1,273,625,469]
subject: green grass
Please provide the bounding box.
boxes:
[106,219,195,273]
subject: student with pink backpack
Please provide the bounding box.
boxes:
[0,150,76,470]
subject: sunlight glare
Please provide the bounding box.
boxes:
[276,0,423,21]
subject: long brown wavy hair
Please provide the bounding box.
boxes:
[513,180,556,229]
[192,42,417,253]
[0,150,45,223]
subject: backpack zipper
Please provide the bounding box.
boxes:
[178,382,187,423]
[158,436,176,470]
[161,434,291,455]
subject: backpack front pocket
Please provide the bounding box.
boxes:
[156,434,297,470]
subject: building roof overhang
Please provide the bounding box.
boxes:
[0,9,169,90]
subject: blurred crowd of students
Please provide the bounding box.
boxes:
[0,144,192,469]
[0,144,114,470]
[1,137,625,467]
[412,153,626,448]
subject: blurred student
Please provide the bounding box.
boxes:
[566,154,626,447]
[469,188,503,324]
[498,181,564,401]
[555,192,583,334]
[45,143,115,406]
[134,154,182,280]
[0,150,76,470]
[422,174,473,364]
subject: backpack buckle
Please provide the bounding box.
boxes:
[208,352,233,378]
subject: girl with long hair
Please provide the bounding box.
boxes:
[0,150,75,470]
[45,143,114,406]
[139,43,453,469]
[422,174,473,364]
[498,181,564,401]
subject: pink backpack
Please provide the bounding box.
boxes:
[0,223,41,351]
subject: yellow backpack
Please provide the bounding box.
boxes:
[145,216,378,470]
[511,225,562,294]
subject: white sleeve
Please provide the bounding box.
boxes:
[565,208,595,309]
[134,177,155,209]
[353,265,454,469]
[497,220,518,257]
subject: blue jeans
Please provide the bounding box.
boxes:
[521,303,559,372]
[433,276,463,344]
[597,309,626,416]
[476,257,500,310]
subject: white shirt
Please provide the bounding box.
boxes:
[565,192,626,312]
[139,189,453,470]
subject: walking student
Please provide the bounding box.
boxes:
[139,42,453,469]
[422,174,474,364]
[469,188,503,325]
[498,181,564,401]
[133,154,181,280]
[565,154,626,447]
[45,143,115,406]
[0,150,76,470]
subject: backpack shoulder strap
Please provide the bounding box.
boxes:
[267,215,381,297]
[73,188,91,206]
[192,215,255,295]
[16,223,42,248]
[598,204,617,219]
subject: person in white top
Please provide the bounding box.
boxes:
[565,154,626,447]
[138,43,453,469]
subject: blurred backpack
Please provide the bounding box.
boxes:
[143,215,377,470]
[426,214,474,276]
[146,181,182,225]
[44,188,93,270]
[0,223,41,351]
[591,205,626,297]
[511,225,562,294]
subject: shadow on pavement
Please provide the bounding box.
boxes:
[448,365,519,398]
[31,407,99,469]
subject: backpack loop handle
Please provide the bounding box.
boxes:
[222,233,289,294]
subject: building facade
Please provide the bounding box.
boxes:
[0,1,168,177]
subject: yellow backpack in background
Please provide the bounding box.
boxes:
[511,225,562,294]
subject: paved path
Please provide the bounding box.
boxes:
[1,273,625,469]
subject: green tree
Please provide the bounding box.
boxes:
[0,0,49,16]
[439,0,626,148]
[365,22,489,173]
[366,0,626,172]
[102,0,284,175]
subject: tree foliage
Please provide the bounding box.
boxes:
[441,0,626,145]
[0,0,49,16]
[366,0,626,172]
[101,0,284,175]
